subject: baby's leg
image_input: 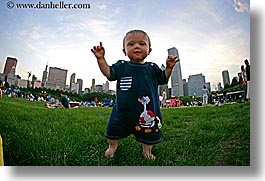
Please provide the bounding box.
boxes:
[142,143,156,160]
[105,139,118,158]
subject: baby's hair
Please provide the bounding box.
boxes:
[123,30,151,49]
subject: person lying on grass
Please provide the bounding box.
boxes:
[91,29,178,160]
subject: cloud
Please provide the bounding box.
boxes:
[96,2,107,10]
[232,0,249,13]
[114,7,121,15]
[0,0,249,90]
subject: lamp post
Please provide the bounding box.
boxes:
[27,71,31,88]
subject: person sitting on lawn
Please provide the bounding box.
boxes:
[58,91,70,108]
[46,97,60,108]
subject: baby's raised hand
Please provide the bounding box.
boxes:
[91,42,105,59]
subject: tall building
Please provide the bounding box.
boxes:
[0,73,5,82]
[188,73,206,97]
[158,64,168,97]
[95,84,103,92]
[91,78,95,92]
[168,47,183,97]
[33,80,42,88]
[222,70,230,87]
[71,83,79,94]
[41,64,48,87]
[217,82,222,90]
[7,66,16,86]
[31,74,37,88]
[76,78,83,94]
[17,79,28,88]
[46,67,67,90]
[84,88,90,94]
[103,80,109,93]
[70,73,76,92]
[182,79,189,97]
[3,57,17,76]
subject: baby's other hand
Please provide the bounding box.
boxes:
[91,42,105,59]
[166,55,179,69]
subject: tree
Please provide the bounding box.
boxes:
[231,76,239,87]
[179,96,193,106]
[224,83,231,89]
[82,92,115,102]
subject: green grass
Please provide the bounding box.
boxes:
[0,96,250,166]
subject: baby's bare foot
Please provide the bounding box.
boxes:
[105,147,116,158]
[142,151,156,160]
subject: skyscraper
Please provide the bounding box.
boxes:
[3,57,17,76]
[76,78,83,94]
[187,73,206,97]
[168,47,183,97]
[222,70,230,87]
[103,80,109,92]
[41,64,48,87]
[7,66,16,86]
[91,78,95,92]
[182,79,189,97]
[46,67,67,90]
[31,74,37,88]
[70,73,76,92]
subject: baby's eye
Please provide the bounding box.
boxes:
[139,42,146,46]
[128,42,134,46]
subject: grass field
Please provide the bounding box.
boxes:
[0,96,250,166]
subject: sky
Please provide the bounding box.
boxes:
[0,0,250,91]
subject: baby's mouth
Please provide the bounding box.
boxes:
[134,51,141,54]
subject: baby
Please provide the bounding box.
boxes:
[91,30,178,160]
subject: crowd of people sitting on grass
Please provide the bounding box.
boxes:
[0,87,116,109]
[80,97,115,107]
[1,87,75,108]
[0,87,203,108]
[1,85,246,109]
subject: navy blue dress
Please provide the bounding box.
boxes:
[105,60,168,144]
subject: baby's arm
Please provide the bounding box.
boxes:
[165,55,179,81]
[91,42,110,79]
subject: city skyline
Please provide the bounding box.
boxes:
[0,0,250,91]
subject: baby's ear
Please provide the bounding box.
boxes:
[148,48,152,54]
[122,49,127,56]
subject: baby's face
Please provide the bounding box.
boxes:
[123,32,151,64]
